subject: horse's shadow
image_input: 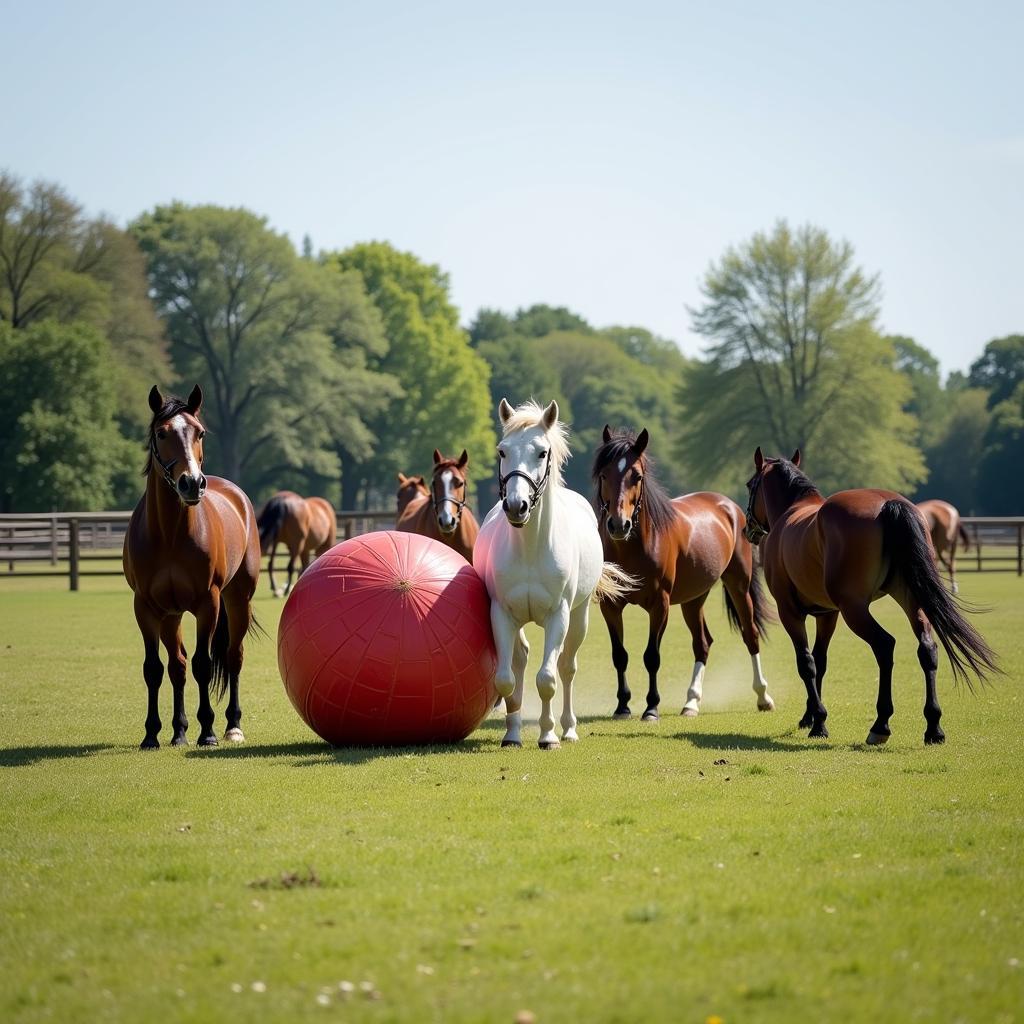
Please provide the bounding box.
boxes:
[0,743,117,768]
[189,736,499,766]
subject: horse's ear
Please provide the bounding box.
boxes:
[148,385,163,414]
[457,449,468,468]
[186,384,203,415]
[791,448,801,467]
[433,449,443,465]
[498,398,514,425]
[541,400,559,430]
[397,472,408,485]
[602,424,612,444]
[754,446,764,472]
[634,428,649,456]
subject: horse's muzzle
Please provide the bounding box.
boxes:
[178,473,207,506]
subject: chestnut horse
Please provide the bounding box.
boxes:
[916,499,970,594]
[744,448,997,745]
[123,386,261,749]
[395,472,429,519]
[593,426,774,720]
[257,491,337,596]
[395,450,479,563]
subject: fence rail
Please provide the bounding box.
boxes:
[0,510,395,590]
[1,511,1021,590]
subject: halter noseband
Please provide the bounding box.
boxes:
[599,474,644,535]
[498,455,552,515]
[744,471,770,545]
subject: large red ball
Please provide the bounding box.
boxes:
[277,531,498,746]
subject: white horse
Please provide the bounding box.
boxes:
[474,399,635,749]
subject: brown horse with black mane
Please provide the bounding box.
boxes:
[916,499,970,594]
[593,426,774,721]
[395,449,479,563]
[123,385,261,749]
[257,491,337,596]
[744,448,997,745]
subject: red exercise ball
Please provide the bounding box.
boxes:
[277,530,498,746]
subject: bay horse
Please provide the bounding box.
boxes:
[395,450,479,563]
[123,385,261,749]
[916,499,970,594]
[257,491,337,596]
[593,426,774,721]
[744,448,997,744]
[475,400,635,749]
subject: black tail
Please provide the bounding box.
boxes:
[957,523,970,552]
[723,568,773,637]
[880,500,997,688]
[209,606,230,702]
[257,495,287,550]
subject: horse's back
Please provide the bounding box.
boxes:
[306,496,337,552]
[916,498,959,549]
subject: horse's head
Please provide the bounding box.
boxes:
[147,384,208,506]
[496,398,567,528]
[431,449,469,535]
[744,446,803,544]
[396,473,428,515]
[594,425,649,541]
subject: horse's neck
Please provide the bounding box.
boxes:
[765,484,823,528]
[513,481,559,553]
[145,472,193,541]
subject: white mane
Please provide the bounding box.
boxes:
[499,400,571,485]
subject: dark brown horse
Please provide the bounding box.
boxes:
[744,448,997,744]
[593,427,774,720]
[916,499,970,594]
[123,385,261,749]
[257,491,337,596]
[395,449,479,563]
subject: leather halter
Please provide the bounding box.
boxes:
[497,455,551,514]
[599,475,644,535]
[744,470,770,545]
[432,469,468,525]
[149,433,180,493]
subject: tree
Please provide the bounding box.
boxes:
[889,335,945,448]
[916,388,990,511]
[0,321,135,511]
[132,204,393,498]
[680,221,926,495]
[326,242,496,507]
[968,335,1024,408]
[976,382,1024,513]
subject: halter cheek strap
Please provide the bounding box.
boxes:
[432,476,468,524]
[498,456,551,513]
[744,472,770,545]
[150,435,179,492]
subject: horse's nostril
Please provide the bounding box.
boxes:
[199,475,207,491]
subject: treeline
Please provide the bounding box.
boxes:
[1,175,1021,514]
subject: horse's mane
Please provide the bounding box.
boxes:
[771,458,822,500]
[142,393,196,476]
[591,430,677,539]
[500,401,570,484]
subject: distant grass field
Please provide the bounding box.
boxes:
[1,569,1022,1023]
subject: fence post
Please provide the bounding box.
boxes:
[1018,523,1022,578]
[975,525,981,572]
[69,519,80,592]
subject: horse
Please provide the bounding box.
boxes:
[395,450,479,563]
[593,426,774,720]
[474,399,635,749]
[916,499,970,594]
[744,448,997,745]
[257,491,337,596]
[123,385,261,749]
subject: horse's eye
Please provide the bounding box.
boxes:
[539,450,548,460]
[197,431,206,441]
[498,450,506,459]
[156,429,167,439]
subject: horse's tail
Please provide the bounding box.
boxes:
[723,566,773,637]
[880,499,998,688]
[593,561,638,604]
[257,495,287,550]
[209,606,231,702]
[958,522,971,552]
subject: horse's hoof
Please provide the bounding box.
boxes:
[924,731,945,745]
[809,725,829,739]
[641,710,660,722]
[500,739,523,748]
[197,735,219,748]
[612,710,632,719]
[139,737,159,750]
[562,731,579,743]
[224,728,245,743]
[758,699,775,712]
[681,708,699,718]
[538,740,561,750]
[798,716,813,730]
[865,731,889,745]
[170,735,189,747]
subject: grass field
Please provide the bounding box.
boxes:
[1,569,1022,1023]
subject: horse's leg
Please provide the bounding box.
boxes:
[893,590,945,745]
[640,592,670,721]
[602,600,631,718]
[721,571,774,711]
[192,591,221,747]
[135,597,163,749]
[160,615,189,746]
[680,594,711,717]
[948,537,959,595]
[221,589,250,743]
[778,606,828,737]
[536,602,570,750]
[502,630,529,748]
[799,612,839,728]
[490,604,522,747]
[837,601,896,745]
[283,545,298,596]
[557,602,589,742]
[267,541,280,597]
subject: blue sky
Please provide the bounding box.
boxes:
[4,0,1021,373]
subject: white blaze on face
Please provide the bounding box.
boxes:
[170,415,201,480]
[617,457,627,472]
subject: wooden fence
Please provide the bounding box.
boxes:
[1,511,1021,591]
[0,510,395,590]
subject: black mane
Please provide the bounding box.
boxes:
[591,430,677,538]
[142,393,194,476]
[771,458,822,500]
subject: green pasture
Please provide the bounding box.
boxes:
[1,571,1022,1024]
